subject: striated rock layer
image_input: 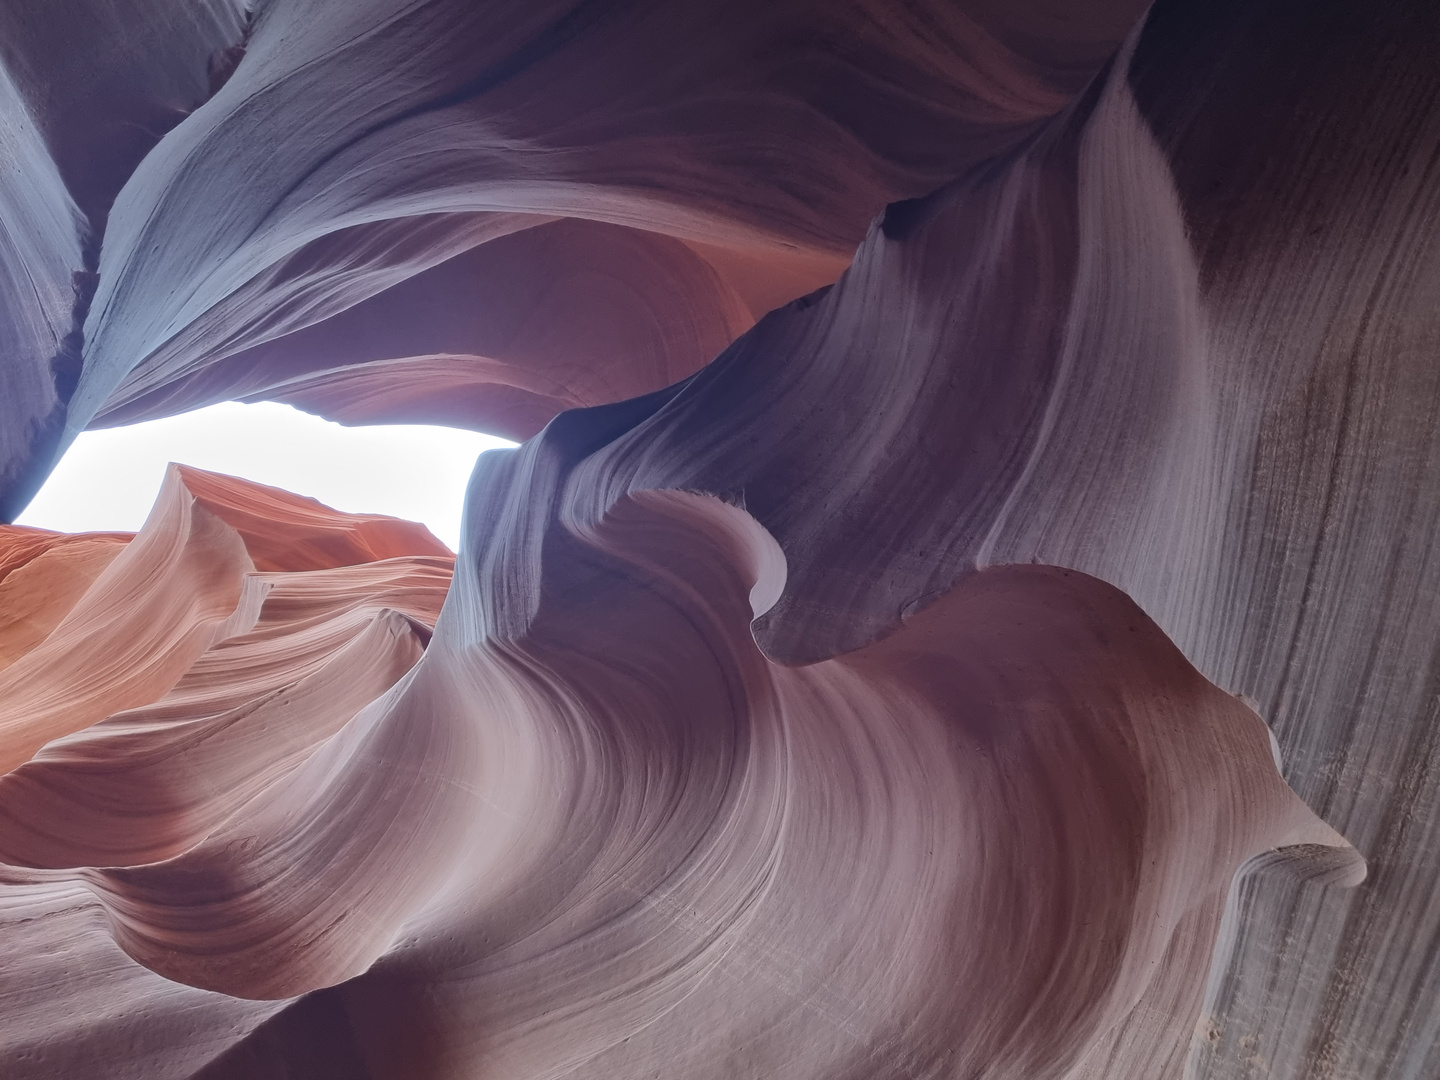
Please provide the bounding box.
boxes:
[0,466,453,1076]
[1,0,1437,1077]
[0,0,1147,516]
[0,466,1359,1079]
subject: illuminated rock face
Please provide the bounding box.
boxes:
[0,0,1147,515]
[1,0,1437,1077]
[0,467,453,1077]
[0,467,1361,1079]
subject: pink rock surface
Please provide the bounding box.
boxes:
[2,1,1436,1077]
[0,474,1358,1079]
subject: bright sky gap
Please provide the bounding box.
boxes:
[15,401,516,551]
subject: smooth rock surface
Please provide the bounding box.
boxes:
[1,1,1436,1077]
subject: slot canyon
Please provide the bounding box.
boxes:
[0,1,1436,1077]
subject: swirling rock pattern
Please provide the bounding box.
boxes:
[0,0,1146,515]
[0,0,1435,1077]
[0,467,1359,1078]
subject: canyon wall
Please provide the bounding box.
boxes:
[2,1,1437,1077]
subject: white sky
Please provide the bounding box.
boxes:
[15,401,515,551]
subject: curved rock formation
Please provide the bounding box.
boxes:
[0,0,1148,515]
[0,466,453,1077]
[0,467,1358,1078]
[2,0,1437,1077]
[0,527,130,669]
